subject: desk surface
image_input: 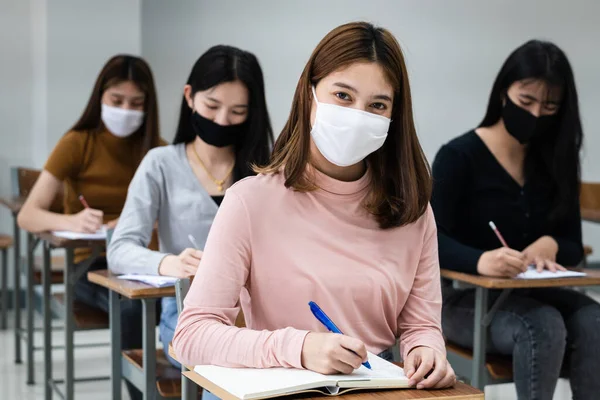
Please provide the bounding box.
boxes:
[36,231,106,249]
[582,208,600,223]
[441,268,600,289]
[0,196,25,214]
[87,269,175,299]
[169,347,483,400]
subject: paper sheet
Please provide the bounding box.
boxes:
[516,266,586,280]
[117,274,178,288]
[52,226,107,240]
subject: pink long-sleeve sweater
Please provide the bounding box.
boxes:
[173,167,445,369]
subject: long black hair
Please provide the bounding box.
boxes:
[479,40,583,220]
[173,45,274,180]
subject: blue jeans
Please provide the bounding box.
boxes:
[442,284,600,400]
[160,297,181,368]
[199,349,395,400]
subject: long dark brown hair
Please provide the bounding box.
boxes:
[256,22,431,229]
[71,54,161,164]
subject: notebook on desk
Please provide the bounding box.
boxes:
[516,266,586,280]
[193,352,409,400]
[52,226,107,240]
[117,274,177,288]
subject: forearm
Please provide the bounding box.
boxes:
[17,205,73,233]
[173,307,309,369]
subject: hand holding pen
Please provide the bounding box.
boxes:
[476,221,527,278]
[157,235,203,277]
[300,301,370,375]
[67,194,104,233]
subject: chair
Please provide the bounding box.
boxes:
[0,234,13,329]
[446,342,513,387]
[581,182,600,268]
[11,167,108,386]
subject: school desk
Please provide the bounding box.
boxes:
[37,233,108,400]
[440,268,600,389]
[87,269,176,400]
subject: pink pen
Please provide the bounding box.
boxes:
[488,221,509,248]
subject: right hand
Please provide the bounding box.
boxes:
[68,208,104,233]
[158,248,203,278]
[301,332,368,375]
[477,247,527,278]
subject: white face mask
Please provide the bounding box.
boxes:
[101,104,145,138]
[310,86,390,167]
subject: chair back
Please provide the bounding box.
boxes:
[11,167,64,213]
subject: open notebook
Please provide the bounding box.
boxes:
[516,266,586,280]
[192,352,409,400]
[52,226,107,240]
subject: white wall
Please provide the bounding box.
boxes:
[0,0,141,286]
[141,0,600,260]
[44,0,142,161]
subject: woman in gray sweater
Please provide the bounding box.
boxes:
[107,45,274,369]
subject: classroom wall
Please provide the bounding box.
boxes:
[0,0,142,289]
[141,0,600,260]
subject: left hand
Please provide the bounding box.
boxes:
[523,236,567,272]
[105,218,119,229]
[404,346,456,389]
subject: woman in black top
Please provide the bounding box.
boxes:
[432,40,600,400]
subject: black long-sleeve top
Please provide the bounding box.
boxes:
[431,130,583,274]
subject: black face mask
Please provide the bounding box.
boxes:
[502,96,556,144]
[190,111,246,147]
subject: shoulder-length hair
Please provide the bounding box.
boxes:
[479,40,583,219]
[71,54,161,164]
[256,22,431,229]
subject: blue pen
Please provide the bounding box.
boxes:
[308,301,372,370]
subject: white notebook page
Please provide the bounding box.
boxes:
[516,266,586,280]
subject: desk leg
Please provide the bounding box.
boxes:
[64,248,75,400]
[472,287,488,389]
[43,242,52,400]
[1,248,6,329]
[26,233,35,384]
[182,368,196,400]
[142,298,156,400]
[110,290,122,400]
[13,216,21,364]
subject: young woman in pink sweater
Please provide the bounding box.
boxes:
[173,21,456,390]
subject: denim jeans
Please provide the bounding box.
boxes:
[442,284,600,400]
[160,296,181,368]
[200,349,395,400]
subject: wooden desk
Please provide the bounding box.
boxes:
[88,270,175,400]
[440,268,600,389]
[440,268,600,289]
[0,196,25,368]
[582,208,600,224]
[39,233,106,400]
[88,269,175,299]
[168,345,483,400]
